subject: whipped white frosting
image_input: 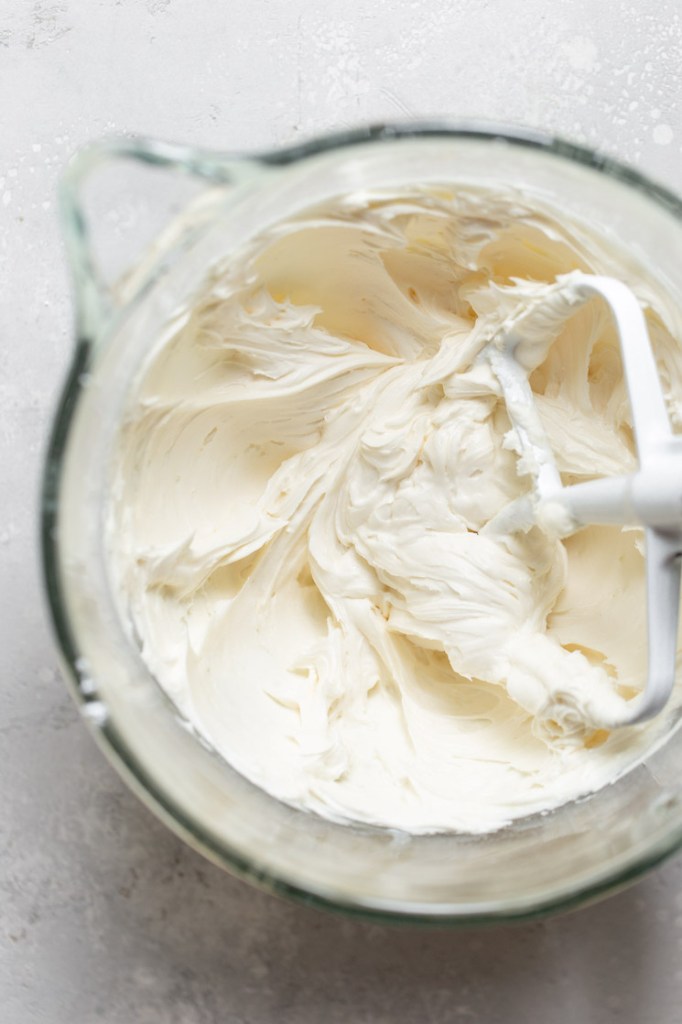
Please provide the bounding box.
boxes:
[110,185,682,833]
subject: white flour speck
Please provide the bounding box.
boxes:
[82,701,108,726]
[653,123,673,145]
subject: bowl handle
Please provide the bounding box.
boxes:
[59,136,265,344]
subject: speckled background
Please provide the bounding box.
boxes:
[2,1,682,1021]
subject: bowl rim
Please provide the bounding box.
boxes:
[42,118,682,925]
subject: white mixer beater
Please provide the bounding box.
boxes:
[482,271,682,727]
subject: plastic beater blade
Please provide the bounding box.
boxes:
[604,528,682,727]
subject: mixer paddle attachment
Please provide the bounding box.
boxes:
[483,271,682,727]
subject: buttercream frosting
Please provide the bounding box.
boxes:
[109,185,682,833]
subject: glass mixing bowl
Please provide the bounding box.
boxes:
[43,122,682,923]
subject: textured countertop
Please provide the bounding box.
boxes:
[2,1,682,1021]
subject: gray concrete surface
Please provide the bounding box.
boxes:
[2,1,682,1021]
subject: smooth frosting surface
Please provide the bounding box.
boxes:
[110,185,682,833]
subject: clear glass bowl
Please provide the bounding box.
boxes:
[43,122,682,924]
